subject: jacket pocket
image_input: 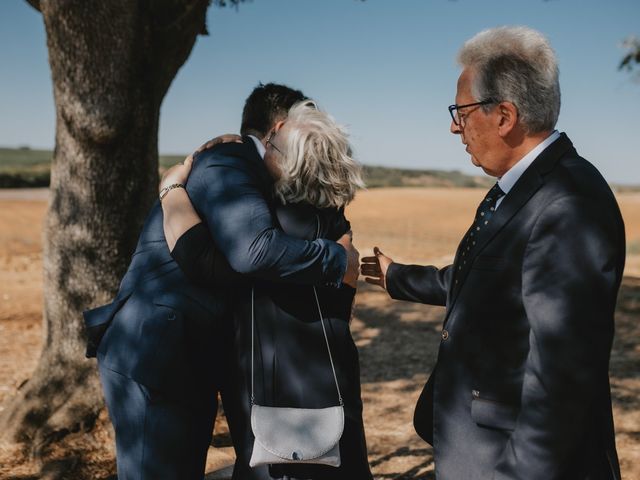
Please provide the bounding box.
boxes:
[471,255,508,271]
[471,393,519,431]
[136,301,189,391]
[83,293,132,358]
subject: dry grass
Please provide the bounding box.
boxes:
[0,188,638,479]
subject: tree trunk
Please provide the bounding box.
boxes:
[0,0,209,474]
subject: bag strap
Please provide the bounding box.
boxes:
[251,214,343,407]
[250,287,343,406]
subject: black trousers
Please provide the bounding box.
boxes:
[99,364,219,480]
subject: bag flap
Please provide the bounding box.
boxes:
[251,405,344,461]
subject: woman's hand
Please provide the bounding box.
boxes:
[160,155,193,192]
[159,134,243,192]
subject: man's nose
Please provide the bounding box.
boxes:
[450,119,462,135]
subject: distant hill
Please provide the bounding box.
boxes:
[0,147,53,188]
[0,148,190,188]
[1,147,637,192]
[0,147,494,189]
[362,165,493,189]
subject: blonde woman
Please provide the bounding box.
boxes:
[160,101,372,480]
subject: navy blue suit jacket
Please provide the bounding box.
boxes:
[387,134,624,480]
[84,138,347,393]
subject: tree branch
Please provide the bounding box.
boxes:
[146,0,211,101]
[24,0,41,12]
[151,0,210,34]
[619,37,640,70]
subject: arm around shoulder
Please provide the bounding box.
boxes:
[187,149,347,286]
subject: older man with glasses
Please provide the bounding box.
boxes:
[363,26,624,480]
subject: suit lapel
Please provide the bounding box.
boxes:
[446,133,575,311]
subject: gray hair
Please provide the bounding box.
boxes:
[458,26,561,133]
[274,101,365,209]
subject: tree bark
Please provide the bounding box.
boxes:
[0,0,209,472]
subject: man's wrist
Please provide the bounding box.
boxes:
[385,262,401,298]
[323,239,347,288]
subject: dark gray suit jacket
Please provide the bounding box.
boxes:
[84,139,347,394]
[386,134,624,480]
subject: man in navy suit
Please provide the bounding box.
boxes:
[84,83,359,480]
[362,27,624,479]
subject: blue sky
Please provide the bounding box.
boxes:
[1,0,639,183]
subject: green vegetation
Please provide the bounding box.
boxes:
[0,147,495,189]
[0,147,53,166]
[0,147,52,187]
[0,148,186,188]
[159,154,186,168]
[2,147,637,191]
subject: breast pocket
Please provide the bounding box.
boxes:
[154,290,224,319]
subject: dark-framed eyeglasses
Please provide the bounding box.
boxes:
[448,99,496,126]
[266,130,284,155]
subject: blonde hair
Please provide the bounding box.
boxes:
[274,101,365,209]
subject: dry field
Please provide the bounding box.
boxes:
[0,187,639,479]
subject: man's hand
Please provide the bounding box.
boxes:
[337,231,359,288]
[160,134,242,192]
[193,134,242,156]
[361,247,393,290]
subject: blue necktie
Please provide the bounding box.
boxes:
[454,182,505,284]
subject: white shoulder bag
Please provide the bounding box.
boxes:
[249,286,344,468]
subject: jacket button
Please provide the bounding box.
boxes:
[441,329,449,341]
[472,390,480,398]
[168,313,176,321]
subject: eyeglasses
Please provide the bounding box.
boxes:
[266,130,284,155]
[448,99,496,127]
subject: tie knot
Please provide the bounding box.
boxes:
[486,182,505,202]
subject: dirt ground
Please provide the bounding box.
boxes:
[0,187,639,479]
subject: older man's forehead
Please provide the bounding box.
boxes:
[455,68,475,101]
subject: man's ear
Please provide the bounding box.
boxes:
[497,102,518,137]
[273,120,286,133]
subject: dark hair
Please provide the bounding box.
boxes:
[240,83,307,138]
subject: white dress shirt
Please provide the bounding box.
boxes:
[496,130,561,209]
[248,134,266,159]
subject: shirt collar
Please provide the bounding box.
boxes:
[498,130,561,195]
[248,135,266,159]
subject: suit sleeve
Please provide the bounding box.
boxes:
[171,222,245,287]
[494,195,624,479]
[386,263,452,306]
[186,152,347,286]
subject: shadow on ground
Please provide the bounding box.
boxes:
[2,278,639,479]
